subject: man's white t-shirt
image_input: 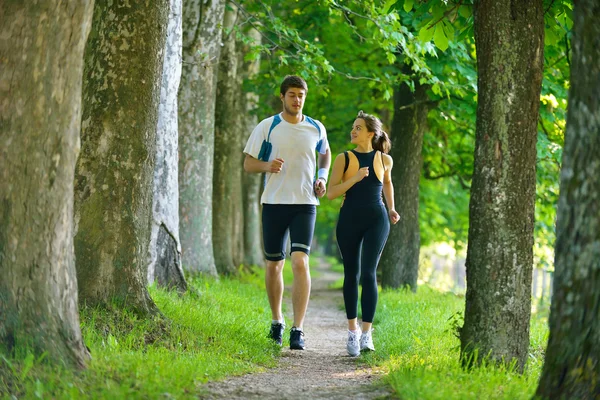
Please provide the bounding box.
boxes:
[243,113,328,205]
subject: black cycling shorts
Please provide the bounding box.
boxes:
[262,204,316,261]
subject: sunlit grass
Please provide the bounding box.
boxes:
[0,271,280,399]
[369,287,548,400]
[0,258,550,399]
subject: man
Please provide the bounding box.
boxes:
[243,75,330,350]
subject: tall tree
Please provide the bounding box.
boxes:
[74,0,170,314]
[380,72,431,291]
[536,0,600,397]
[178,0,225,276]
[460,0,544,371]
[148,0,187,292]
[213,3,240,274]
[0,1,93,368]
[230,25,246,268]
[241,28,265,267]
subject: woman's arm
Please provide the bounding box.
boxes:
[382,154,400,224]
[326,153,368,200]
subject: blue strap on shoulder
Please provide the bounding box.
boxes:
[267,114,282,140]
[258,114,282,161]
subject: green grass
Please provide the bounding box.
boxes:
[1,270,280,399]
[369,286,549,400]
[1,259,550,399]
[324,255,548,399]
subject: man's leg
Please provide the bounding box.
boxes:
[262,204,291,345]
[265,259,285,321]
[290,251,311,330]
[287,205,316,350]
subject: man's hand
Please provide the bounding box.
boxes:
[268,158,284,173]
[314,178,326,198]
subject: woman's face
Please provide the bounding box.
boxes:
[350,118,373,145]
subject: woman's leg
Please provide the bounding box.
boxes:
[360,207,390,329]
[336,208,363,330]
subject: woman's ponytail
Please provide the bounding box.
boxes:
[356,110,392,154]
[373,130,391,154]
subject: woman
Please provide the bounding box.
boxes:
[327,110,400,356]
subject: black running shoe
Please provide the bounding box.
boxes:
[268,323,285,346]
[290,327,305,350]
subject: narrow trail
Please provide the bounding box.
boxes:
[200,258,395,399]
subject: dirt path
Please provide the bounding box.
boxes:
[200,259,395,399]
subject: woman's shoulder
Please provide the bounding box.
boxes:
[334,150,354,159]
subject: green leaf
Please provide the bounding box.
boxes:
[403,0,414,12]
[383,87,393,100]
[458,5,472,19]
[443,21,454,39]
[433,24,449,52]
[386,52,397,64]
[419,24,435,43]
[544,26,559,46]
[383,0,397,14]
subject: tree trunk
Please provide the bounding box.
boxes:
[380,76,430,291]
[241,29,265,268]
[148,0,187,293]
[212,4,239,275]
[178,0,225,276]
[536,1,600,396]
[460,0,544,371]
[230,31,246,268]
[74,0,170,315]
[0,1,93,368]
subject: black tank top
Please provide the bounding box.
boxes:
[343,150,384,208]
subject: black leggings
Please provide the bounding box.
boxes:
[336,203,390,323]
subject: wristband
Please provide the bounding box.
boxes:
[317,168,328,182]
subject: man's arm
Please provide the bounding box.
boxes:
[317,147,331,172]
[244,154,284,174]
[314,148,331,198]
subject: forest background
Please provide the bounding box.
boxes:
[3,0,598,398]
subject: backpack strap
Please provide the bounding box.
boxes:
[343,151,349,173]
[267,114,282,142]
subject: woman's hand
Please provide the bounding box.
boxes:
[353,167,369,183]
[389,209,400,224]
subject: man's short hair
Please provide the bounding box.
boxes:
[280,75,308,95]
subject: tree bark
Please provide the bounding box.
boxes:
[74,0,170,315]
[536,1,600,397]
[241,28,265,267]
[380,76,430,291]
[230,30,246,268]
[460,0,544,371]
[0,1,93,368]
[178,0,225,276]
[148,0,187,293]
[213,3,239,275]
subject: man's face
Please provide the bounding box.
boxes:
[280,87,306,116]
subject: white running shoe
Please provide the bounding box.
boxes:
[360,329,375,352]
[346,329,361,357]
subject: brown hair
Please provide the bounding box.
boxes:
[280,75,308,95]
[357,110,391,154]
